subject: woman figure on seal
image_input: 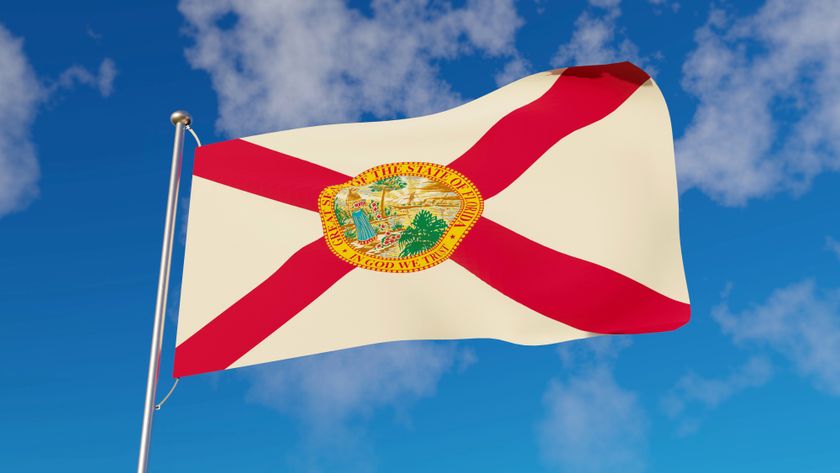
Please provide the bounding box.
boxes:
[346,188,377,242]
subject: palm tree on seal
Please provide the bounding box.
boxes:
[369,176,406,217]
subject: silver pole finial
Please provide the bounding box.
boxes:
[170,110,192,126]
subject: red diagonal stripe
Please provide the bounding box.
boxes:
[447,62,650,199]
[450,217,689,334]
[173,238,355,377]
[193,139,350,212]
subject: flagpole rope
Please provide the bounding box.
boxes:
[186,124,202,147]
[154,377,180,411]
[151,123,196,412]
[148,123,195,413]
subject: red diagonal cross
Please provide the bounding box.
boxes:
[173,62,690,377]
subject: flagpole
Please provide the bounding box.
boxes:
[136,110,191,473]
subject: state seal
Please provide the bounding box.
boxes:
[318,162,484,273]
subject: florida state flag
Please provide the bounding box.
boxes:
[173,62,690,377]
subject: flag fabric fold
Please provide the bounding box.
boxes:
[174,61,690,377]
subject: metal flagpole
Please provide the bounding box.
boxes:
[136,110,191,473]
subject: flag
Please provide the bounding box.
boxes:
[173,62,690,377]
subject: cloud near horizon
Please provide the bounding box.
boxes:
[664,278,840,436]
[661,356,774,435]
[713,280,840,395]
[241,341,474,469]
[539,337,648,473]
[244,341,473,429]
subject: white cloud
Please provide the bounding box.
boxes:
[661,356,773,435]
[241,340,474,471]
[647,0,680,14]
[244,341,473,432]
[551,0,644,68]
[676,0,840,205]
[55,58,118,97]
[588,0,621,9]
[539,337,648,473]
[179,0,522,137]
[0,24,117,219]
[667,278,840,435]
[713,280,840,395]
[826,236,840,260]
[494,55,531,87]
[556,335,632,369]
[85,26,103,41]
[241,341,472,470]
[539,366,648,473]
[0,24,41,218]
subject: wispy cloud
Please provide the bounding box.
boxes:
[826,237,840,261]
[242,341,474,470]
[245,341,472,428]
[0,24,42,218]
[664,278,840,435]
[713,280,840,395]
[494,54,531,87]
[54,58,118,97]
[556,335,632,369]
[85,25,103,41]
[647,0,680,14]
[538,337,648,473]
[551,0,646,69]
[661,356,773,435]
[0,23,117,219]
[677,0,840,205]
[179,0,523,137]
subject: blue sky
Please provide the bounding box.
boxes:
[1,0,839,472]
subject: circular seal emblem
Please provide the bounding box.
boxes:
[318,162,484,273]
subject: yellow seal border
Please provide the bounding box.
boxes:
[318,162,484,273]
